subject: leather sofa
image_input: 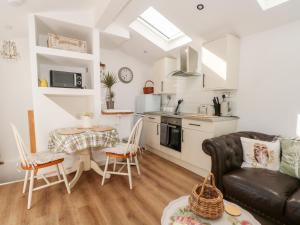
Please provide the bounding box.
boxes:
[202,132,300,225]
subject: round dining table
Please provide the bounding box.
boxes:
[48,126,119,188]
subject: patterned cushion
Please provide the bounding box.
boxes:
[241,137,280,171]
[280,138,300,179]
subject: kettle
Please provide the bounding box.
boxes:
[221,94,232,116]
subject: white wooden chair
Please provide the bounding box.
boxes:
[10,123,71,209]
[101,118,143,189]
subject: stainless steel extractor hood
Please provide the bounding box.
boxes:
[170,46,201,77]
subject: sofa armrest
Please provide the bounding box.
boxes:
[202,131,277,191]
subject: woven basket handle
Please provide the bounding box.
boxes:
[199,173,216,197]
[144,80,154,87]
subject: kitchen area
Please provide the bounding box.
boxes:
[135,34,240,177]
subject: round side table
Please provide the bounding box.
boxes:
[161,196,260,225]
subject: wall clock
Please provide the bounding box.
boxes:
[118,67,133,83]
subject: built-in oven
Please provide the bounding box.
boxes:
[160,116,182,152]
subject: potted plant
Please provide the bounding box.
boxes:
[101,71,118,109]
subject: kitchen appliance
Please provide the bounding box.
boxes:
[221,94,232,116]
[160,116,182,152]
[170,46,201,77]
[174,99,184,115]
[50,70,82,88]
[135,94,161,114]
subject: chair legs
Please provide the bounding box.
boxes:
[55,165,61,181]
[101,155,140,189]
[101,156,110,186]
[22,170,29,194]
[27,170,35,209]
[58,163,71,194]
[113,158,117,172]
[127,158,132,190]
[134,156,141,175]
[25,163,70,209]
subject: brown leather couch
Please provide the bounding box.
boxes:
[202,132,300,225]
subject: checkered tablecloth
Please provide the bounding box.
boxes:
[48,128,119,154]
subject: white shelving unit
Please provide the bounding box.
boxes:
[38,87,95,96]
[29,14,101,150]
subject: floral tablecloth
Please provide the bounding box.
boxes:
[48,128,119,154]
[161,196,260,225]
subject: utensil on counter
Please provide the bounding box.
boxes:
[213,97,221,116]
[174,99,184,115]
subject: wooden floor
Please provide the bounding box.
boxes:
[0,151,203,225]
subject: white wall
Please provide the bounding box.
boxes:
[0,38,32,183]
[99,48,152,138]
[237,20,300,136]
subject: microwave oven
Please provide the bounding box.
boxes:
[50,70,83,88]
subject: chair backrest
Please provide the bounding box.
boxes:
[10,123,30,167]
[125,118,144,155]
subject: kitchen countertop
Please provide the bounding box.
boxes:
[144,111,239,122]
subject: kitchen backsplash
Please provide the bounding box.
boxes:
[161,77,237,115]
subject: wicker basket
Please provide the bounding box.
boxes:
[143,80,154,94]
[188,173,224,219]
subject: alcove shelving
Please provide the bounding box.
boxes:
[29,14,101,150]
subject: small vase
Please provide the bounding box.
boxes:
[106,101,114,109]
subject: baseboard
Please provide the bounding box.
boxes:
[147,147,209,177]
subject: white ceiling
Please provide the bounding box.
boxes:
[0,0,100,39]
[1,0,300,64]
[100,0,300,64]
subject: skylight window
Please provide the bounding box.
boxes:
[130,7,191,51]
[138,7,183,40]
[256,0,289,10]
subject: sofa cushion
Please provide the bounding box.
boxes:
[286,188,300,225]
[223,168,300,219]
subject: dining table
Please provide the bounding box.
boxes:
[48,126,119,188]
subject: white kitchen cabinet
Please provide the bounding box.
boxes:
[181,128,213,173]
[144,120,160,151]
[153,57,177,94]
[202,34,240,90]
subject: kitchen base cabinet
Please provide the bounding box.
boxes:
[181,129,212,173]
[144,114,238,177]
[144,120,160,151]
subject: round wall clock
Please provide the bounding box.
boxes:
[118,67,133,83]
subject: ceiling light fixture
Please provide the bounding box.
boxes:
[197,4,204,11]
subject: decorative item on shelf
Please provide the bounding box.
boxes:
[39,79,48,87]
[118,66,133,83]
[79,112,94,128]
[188,173,224,220]
[143,80,154,94]
[101,71,118,109]
[47,33,87,53]
[0,40,19,60]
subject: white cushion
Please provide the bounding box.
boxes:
[28,151,67,165]
[241,137,280,171]
[102,143,129,155]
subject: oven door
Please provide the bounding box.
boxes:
[167,124,181,152]
[160,122,169,146]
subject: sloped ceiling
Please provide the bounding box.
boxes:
[1,0,300,64]
[100,0,300,64]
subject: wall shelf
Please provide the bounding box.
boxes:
[38,87,95,96]
[35,46,94,66]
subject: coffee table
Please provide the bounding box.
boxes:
[161,196,260,225]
